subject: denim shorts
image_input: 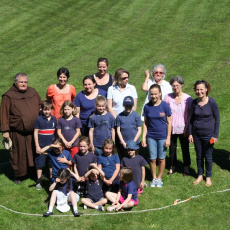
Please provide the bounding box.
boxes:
[147,138,167,160]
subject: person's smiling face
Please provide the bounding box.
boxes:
[15,76,28,92]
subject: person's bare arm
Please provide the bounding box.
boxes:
[107,99,117,118]
[133,126,142,142]
[141,70,150,91]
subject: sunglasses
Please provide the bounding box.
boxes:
[121,76,129,80]
[154,71,163,75]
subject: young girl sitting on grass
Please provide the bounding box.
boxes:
[43,168,81,217]
[121,140,148,196]
[106,167,138,212]
[72,136,97,197]
[97,139,120,196]
[81,163,107,211]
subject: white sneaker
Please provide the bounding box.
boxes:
[36,183,42,190]
[150,179,157,187]
[156,179,163,188]
[83,205,88,210]
[107,206,115,212]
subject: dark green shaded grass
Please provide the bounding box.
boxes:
[0,0,230,229]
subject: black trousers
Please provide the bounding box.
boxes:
[169,134,191,167]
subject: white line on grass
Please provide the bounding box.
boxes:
[0,188,229,217]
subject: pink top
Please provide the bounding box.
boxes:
[46,84,76,120]
[164,93,193,134]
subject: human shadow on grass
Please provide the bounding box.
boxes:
[139,145,197,180]
[213,148,230,171]
[0,148,40,183]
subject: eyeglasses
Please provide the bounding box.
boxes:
[121,76,129,80]
[154,71,163,75]
[18,81,28,84]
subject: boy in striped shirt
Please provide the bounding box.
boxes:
[34,100,57,190]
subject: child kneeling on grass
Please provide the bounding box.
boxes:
[106,167,138,212]
[43,168,81,217]
[81,163,107,211]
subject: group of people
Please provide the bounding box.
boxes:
[0,59,220,216]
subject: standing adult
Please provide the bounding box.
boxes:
[164,76,193,176]
[74,75,107,136]
[107,68,138,118]
[0,73,41,183]
[141,64,172,120]
[189,80,220,187]
[46,67,76,120]
[142,84,172,188]
[93,57,114,92]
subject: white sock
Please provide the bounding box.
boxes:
[48,206,53,212]
[73,206,78,212]
[95,206,99,210]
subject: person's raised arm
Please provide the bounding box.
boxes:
[141,70,150,92]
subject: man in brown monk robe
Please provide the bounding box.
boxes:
[0,73,41,184]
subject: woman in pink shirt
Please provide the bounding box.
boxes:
[164,76,193,177]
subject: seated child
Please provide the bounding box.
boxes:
[72,136,97,197]
[34,100,57,190]
[121,140,148,196]
[81,163,107,211]
[106,167,139,212]
[43,168,81,217]
[97,139,120,195]
[39,138,72,183]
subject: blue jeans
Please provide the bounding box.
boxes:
[94,147,103,156]
[147,138,167,160]
[193,135,213,177]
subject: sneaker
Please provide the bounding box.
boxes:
[97,206,104,211]
[150,179,157,187]
[144,182,148,188]
[83,205,88,210]
[36,183,42,190]
[156,179,163,188]
[43,211,53,217]
[73,210,81,217]
[107,206,115,212]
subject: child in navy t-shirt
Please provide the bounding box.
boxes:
[106,167,138,212]
[116,96,142,152]
[88,95,115,156]
[121,140,148,196]
[34,100,57,190]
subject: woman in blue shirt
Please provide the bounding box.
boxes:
[188,80,220,187]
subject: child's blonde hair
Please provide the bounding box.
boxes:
[93,95,107,115]
[120,167,133,183]
[60,100,77,116]
[95,95,107,106]
[102,139,117,155]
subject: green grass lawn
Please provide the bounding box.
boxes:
[0,0,229,229]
